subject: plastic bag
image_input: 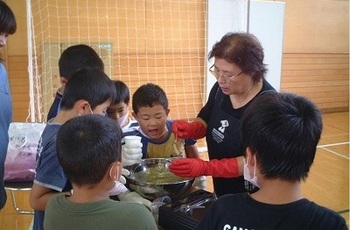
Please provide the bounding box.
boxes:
[4,122,46,182]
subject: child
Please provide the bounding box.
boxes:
[29,67,116,230]
[197,91,347,230]
[44,115,158,230]
[46,44,104,121]
[107,80,139,136]
[127,83,205,189]
[106,80,153,204]
[132,83,198,159]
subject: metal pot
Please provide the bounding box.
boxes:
[124,158,194,200]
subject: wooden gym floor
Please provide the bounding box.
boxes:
[0,112,348,229]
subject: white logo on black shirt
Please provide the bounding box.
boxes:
[212,120,229,143]
[218,120,229,133]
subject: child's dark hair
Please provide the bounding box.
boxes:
[132,83,168,114]
[60,67,115,110]
[58,44,104,80]
[0,1,16,35]
[0,0,16,62]
[240,91,322,182]
[56,114,122,186]
[111,80,130,104]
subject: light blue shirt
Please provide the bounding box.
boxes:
[0,63,12,208]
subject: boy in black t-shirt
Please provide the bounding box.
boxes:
[197,91,347,230]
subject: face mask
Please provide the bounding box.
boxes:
[243,156,260,188]
[88,104,94,114]
[108,165,128,195]
[117,112,129,127]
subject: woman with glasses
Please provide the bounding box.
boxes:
[169,32,275,197]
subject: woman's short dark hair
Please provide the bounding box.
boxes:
[208,32,267,82]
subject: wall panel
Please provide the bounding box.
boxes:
[7,55,30,122]
[281,53,349,112]
[4,0,349,122]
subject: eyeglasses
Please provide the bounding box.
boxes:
[209,64,243,80]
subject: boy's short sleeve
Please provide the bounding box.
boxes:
[34,124,67,192]
[184,137,196,146]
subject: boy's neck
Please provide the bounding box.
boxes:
[249,179,303,205]
[67,186,110,203]
[53,110,78,124]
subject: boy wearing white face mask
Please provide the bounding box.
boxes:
[107,80,143,167]
[30,68,116,230]
[30,69,152,230]
[44,115,157,230]
[107,80,139,136]
[197,91,347,230]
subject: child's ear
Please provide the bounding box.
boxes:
[75,100,86,116]
[108,161,121,181]
[58,77,68,94]
[166,108,170,116]
[246,147,255,166]
[60,76,68,85]
[76,100,90,115]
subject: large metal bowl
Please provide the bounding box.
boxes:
[124,158,194,200]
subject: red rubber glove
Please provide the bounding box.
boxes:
[169,158,239,178]
[172,120,206,139]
